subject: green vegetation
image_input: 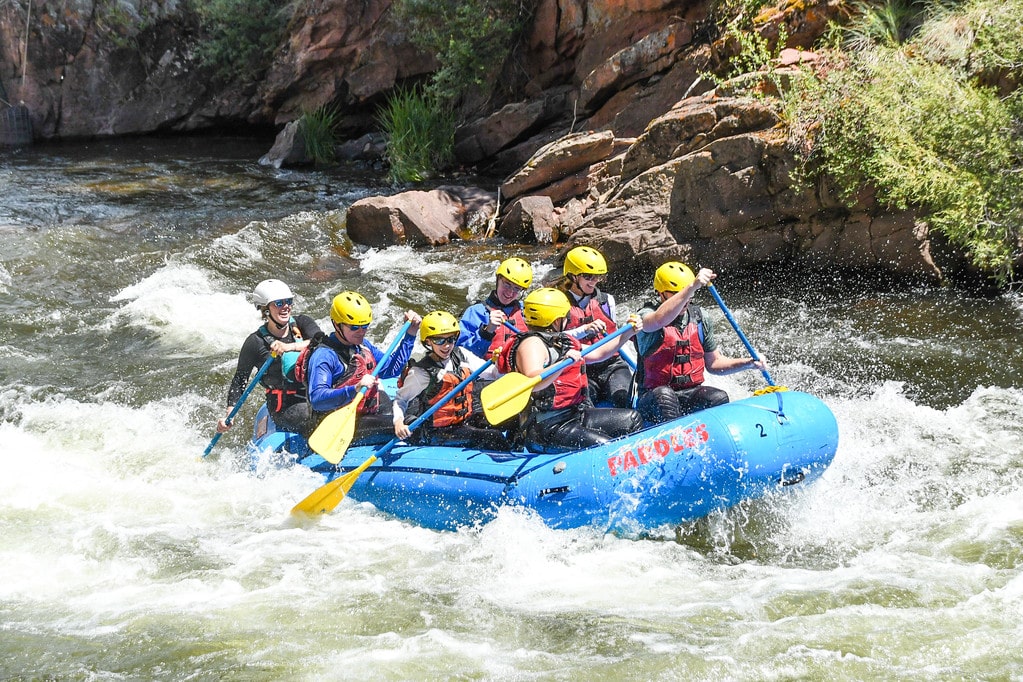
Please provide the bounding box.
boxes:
[778,0,1023,283]
[192,0,290,82]
[378,0,534,181]
[377,87,456,184]
[94,1,153,50]
[393,0,534,105]
[300,105,341,166]
[702,0,787,91]
[843,0,926,50]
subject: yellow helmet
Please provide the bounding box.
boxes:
[653,262,696,294]
[419,310,460,342]
[330,291,373,326]
[496,257,533,289]
[563,246,607,277]
[523,288,571,328]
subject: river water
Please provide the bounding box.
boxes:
[2,137,1022,680]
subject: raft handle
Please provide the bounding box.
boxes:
[779,470,806,487]
[539,486,570,497]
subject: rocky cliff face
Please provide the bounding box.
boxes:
[0,0,979,283]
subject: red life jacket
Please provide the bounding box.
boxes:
[398,349,474,428]
[288,332,324,387]
[328,337,380,414]
[484,307,527,360]
[565,289,617,334]
[499,332,587,411]
[640,305,706,391]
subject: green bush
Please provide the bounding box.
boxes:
[393,0,534,105]
[843,0,925,50]
[192,0,289,82]
[377,87,456,183]
[784,45,1023,282]
[300,105,341,166]
[969,0,1023,79]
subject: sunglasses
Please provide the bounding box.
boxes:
[271,298,294,307]
[578,274,602,282]
[344,323,370,330]
[430,336,457,346]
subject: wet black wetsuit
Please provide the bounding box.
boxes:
[226,314,322,436]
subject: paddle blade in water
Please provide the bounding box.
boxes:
[480,372,540,425]
[291,455,378,515]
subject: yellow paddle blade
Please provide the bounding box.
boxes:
[753,385,789,396]
[308,393,365,464]
[481,371,541,425]
[291,455,378,515]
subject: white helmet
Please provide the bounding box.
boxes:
[251,279,294,308]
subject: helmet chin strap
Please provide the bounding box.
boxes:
[334,321,356,345]
[266,309,290,332]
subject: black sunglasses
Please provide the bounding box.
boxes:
[271,298,294,307]
[430,336,457,346]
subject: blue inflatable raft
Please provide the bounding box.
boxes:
[250,386,839,535]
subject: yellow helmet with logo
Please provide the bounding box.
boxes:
[523,288,571,328]
[563,246,607,277]
[496,257,533,289]
[419,310,460,342]
[653,262,696,294]
[330,291,373,326]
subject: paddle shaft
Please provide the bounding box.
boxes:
[308,320,413,464]
[539,322,635,381]
[706,284,775,386]
[336,319,414,409]
[571,320,637,371]
[369,356,496,461]
[292,356,495,515]
[203,354,275,458]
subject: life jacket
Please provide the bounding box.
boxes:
[257,318,305,411]
[286,332,325,386]
[638,304,706,391]
[484,307,527,360]
[398,348,474,428]
[328,337,380,414]
[293,334,379,414]
[498,332,587,412]
[565,289,617,334]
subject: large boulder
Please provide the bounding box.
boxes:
[258,120,309,168]
[454,87,574,166]
[498,195,558,243]
[571,95,943,281]
[346,186,496,248]
[577,21,692,113]
[501,130,617,200]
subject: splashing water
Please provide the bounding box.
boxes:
[1,138,1022,680]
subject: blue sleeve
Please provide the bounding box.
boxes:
[371,333,416,379]
[307,346,357,412]
[458,303,494,357]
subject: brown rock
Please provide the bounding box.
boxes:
[454,88,574,165]
[498,195,558,243]
[347,189,463,248]
[578,22,692,113]
[501,130,616,200]
[259,120,310,168]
